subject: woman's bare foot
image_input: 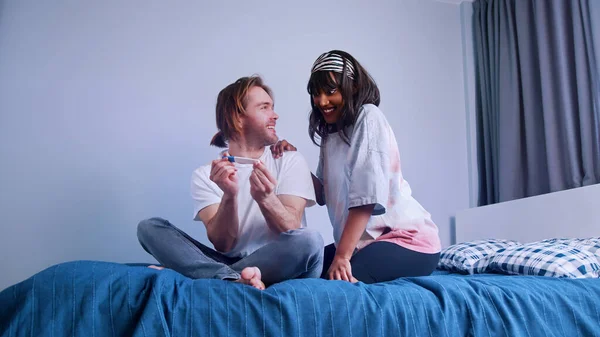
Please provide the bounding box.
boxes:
[236,267,265,290]
[148,265,165,270]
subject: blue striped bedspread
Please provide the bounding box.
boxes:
[1,260,599,337]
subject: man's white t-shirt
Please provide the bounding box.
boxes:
[191,148,316,258]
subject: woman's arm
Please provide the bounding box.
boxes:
[311,173,325,206]
[328,204,375,281]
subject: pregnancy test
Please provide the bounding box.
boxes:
[223,156,260,165]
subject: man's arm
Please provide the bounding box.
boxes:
[257,194,306,233]
[250,162,307,233]
[197,194,239,253]
[195,158,241,253]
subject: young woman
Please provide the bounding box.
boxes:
[272,50,441,284]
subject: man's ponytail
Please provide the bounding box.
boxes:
[210,130,227,148]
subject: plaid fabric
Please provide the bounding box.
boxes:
[541,237,600,256]
[488,242,600,278]
[438,239,520,274]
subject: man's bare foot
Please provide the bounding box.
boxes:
[148,265,165,270]
[236,267,265,290]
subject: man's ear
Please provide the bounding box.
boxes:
[238,110,246,124]
[234,115,245,135]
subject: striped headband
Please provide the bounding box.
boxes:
[311,52,355,80]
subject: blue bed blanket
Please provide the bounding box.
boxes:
[1,261,599,337]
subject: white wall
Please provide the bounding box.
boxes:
[456,183,600,243]
[0,0,471,290]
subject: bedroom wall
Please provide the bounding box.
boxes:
[456,183,600,244]
[0,0,471,291]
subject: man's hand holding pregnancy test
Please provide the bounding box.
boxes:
[221,153,305,234]
[248,159,305,234]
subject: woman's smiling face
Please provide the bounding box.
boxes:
[312,72,344,124]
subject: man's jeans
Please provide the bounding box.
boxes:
[137,217,324,285]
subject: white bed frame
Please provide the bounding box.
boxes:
[455,183,600,244]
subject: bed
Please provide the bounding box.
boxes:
[1,185,599,337]
[1,259,599,337]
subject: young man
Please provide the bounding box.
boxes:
[137,76,323,290]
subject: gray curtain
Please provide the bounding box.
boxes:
[474,0,600,206]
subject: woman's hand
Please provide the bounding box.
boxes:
[328,255,353,282]
[270,139,297,159]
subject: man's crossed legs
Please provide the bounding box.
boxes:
[137,217,324,289]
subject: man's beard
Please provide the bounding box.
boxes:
[246,128,278,148]
[264,133,279,146]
